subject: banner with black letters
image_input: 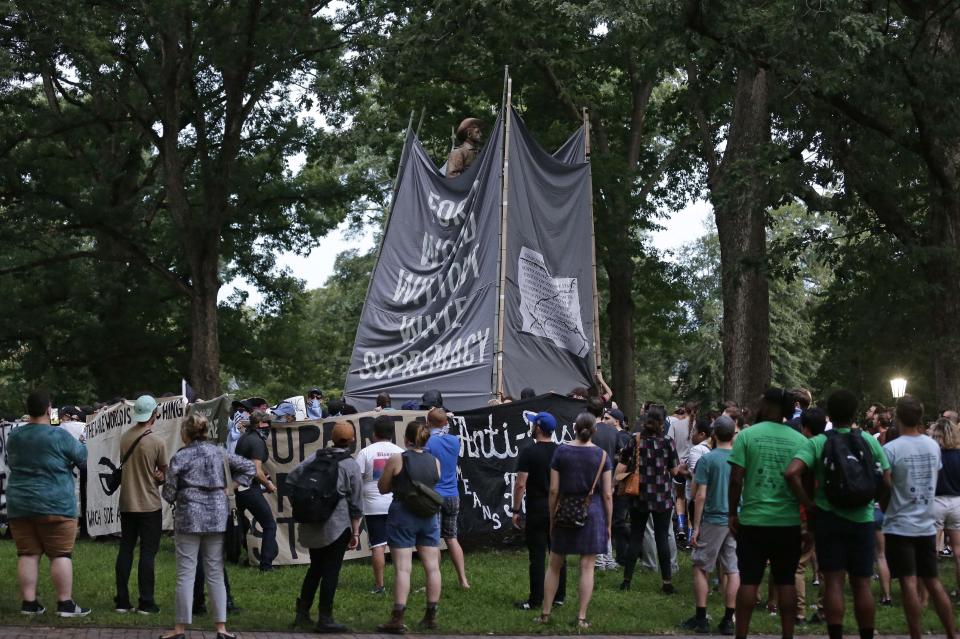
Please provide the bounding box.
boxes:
[249,394,585,565]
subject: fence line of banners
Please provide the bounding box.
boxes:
[2,393,581,564]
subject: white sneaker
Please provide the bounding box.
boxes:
[56,600,91,617]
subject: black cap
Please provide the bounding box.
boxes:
[419,390,444,410]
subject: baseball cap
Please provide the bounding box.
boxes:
[132,395,158,423]
[533,411,557,434]
[271,401,298,419]
[606,408,626,425]
[419,390,444,410]
[331,422,355,446]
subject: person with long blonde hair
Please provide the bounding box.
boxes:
[932,416,960,596]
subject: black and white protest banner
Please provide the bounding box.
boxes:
[343,117,505,411]
[345,78,600,409]
[84,396,188,536]
[500,110,597,397]
[253,396,585,564]
[0,422,19,521]
[447,394,584,541]
[248,410,424,566]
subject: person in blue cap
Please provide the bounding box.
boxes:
[510,412,566,610]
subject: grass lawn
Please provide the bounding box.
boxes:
[0,537,954,634]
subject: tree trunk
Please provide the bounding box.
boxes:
[709,66,773,409]
[606,259,637,421]
[185,232,222,399]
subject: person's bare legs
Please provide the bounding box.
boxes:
[18,555,40,601]
[577,554,596,622]
[540,552,565,616]
[391,548,414,606]
[735,584,759,638]
[822,570,845,626]
[693,566,709,607]
[372,546,387,589]
[444,538,469,589]
[899,575,924,639]
[949,529,960,594]
[50,557,73,602]
[776,582,797,638]
[850,576,876,633]
[875,531,892,601]
[724,571,740,609]
[419,546,442,603]
[922,576,957,639]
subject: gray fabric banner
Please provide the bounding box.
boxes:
[501,109,595,396]
[344,117,504,410]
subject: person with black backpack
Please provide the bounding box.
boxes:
[285,421,362,633]
[785,389,891,639]
[375,420,442,634]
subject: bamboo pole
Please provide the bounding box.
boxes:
[492,68,512,401]
[584,107,602,373]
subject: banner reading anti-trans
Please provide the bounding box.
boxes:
[502,110,595,396]
[344,116,504,411]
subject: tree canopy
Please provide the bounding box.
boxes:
[1,0,957,418]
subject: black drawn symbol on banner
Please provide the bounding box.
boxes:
[97,457,121,495]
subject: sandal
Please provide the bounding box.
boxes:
[576,618,592,631]
[534,612,551,624]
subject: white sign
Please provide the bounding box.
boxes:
[517,246,588,357]
[84,397,188,536]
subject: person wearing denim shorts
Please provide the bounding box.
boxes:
[376,420,442,633]
[423,403,470,589]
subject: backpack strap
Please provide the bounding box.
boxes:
[119,429,152,469]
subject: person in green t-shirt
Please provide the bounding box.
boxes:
[728,388,807,639]
[785,389,891,639]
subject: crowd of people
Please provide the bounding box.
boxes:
[5,384,960,639]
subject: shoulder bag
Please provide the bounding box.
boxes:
[100,429,152,495]
[554,449,607,529]
[622,434,643,497]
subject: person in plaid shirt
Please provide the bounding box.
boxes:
[615,408,681,594]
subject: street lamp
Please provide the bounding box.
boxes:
[890,377,907,399]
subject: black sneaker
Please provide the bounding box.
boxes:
[136,602,160,615]
[370,586,386,595]
[20,600,45,616]
[880,597,893,607]
[56,600,91,617]
[661,582,676,595]
[717,617,735,635]
[679,615,710,634]
[619,580,631,591]
[515,600,534,610]
[552,599,565,607]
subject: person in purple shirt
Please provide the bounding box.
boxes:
[423,404,470,589]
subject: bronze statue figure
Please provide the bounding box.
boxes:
[446,117,483,178]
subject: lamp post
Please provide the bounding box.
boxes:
[890,377,907,399]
